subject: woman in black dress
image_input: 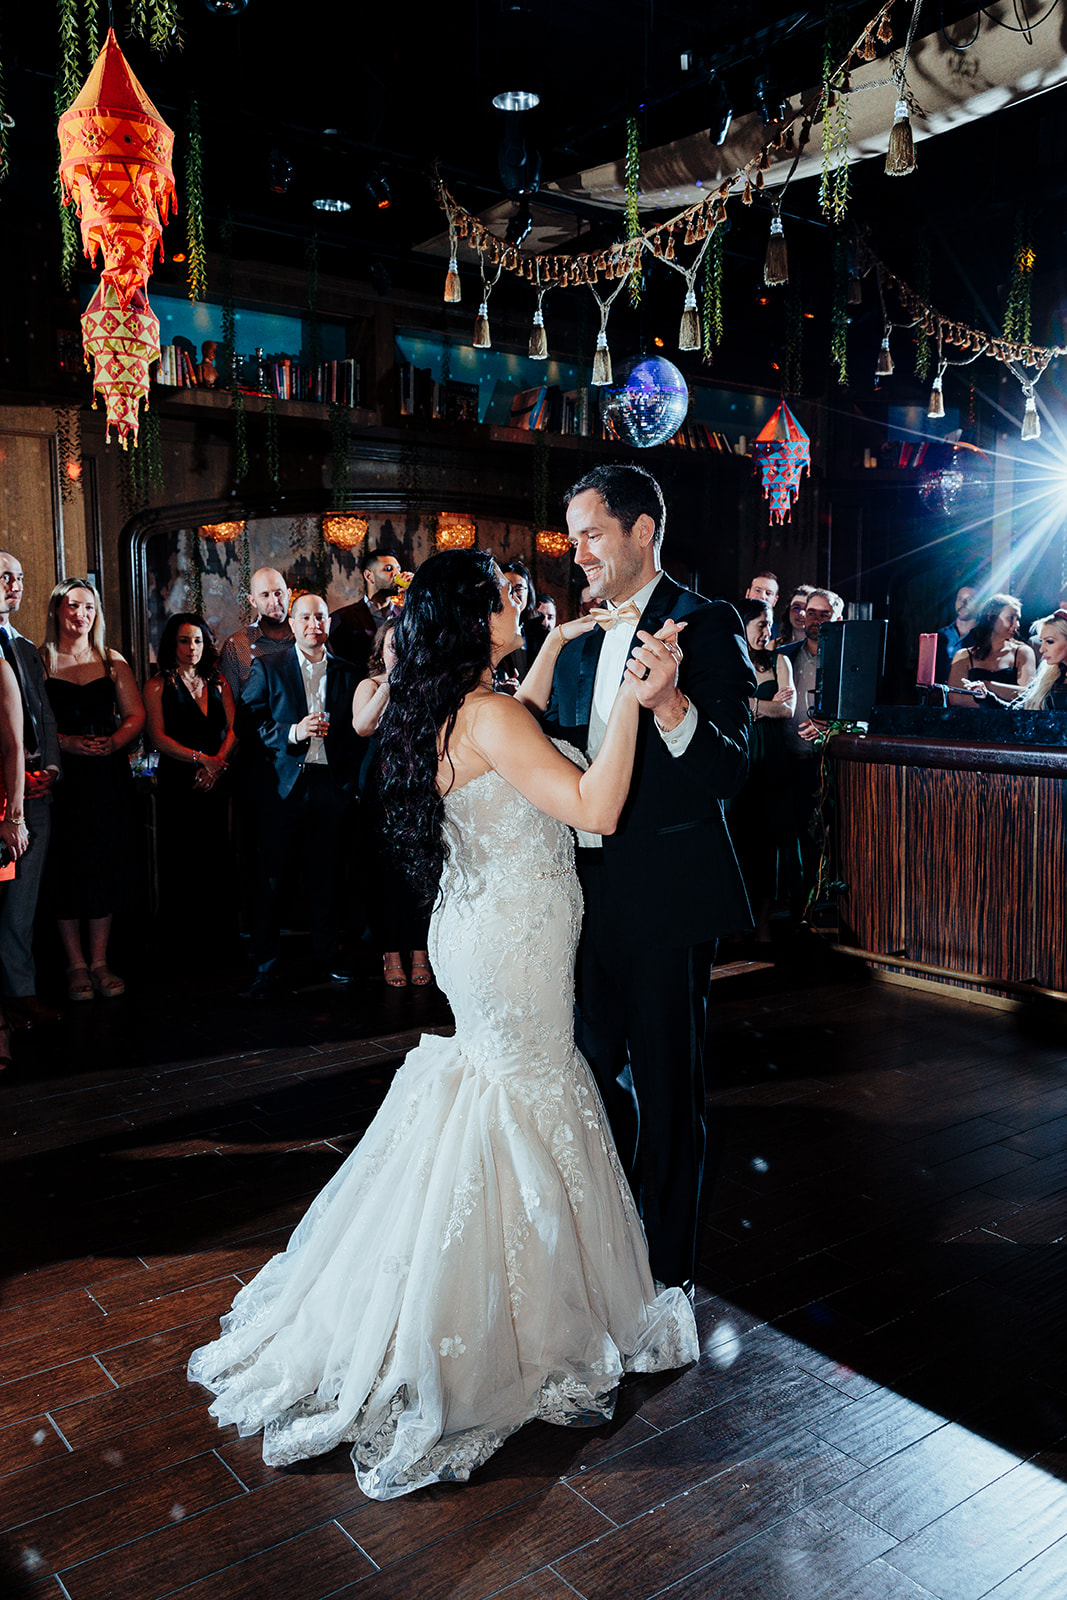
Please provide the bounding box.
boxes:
[965,609,1067,711]
[41,578,145,1000]
[144,613,237,942]
[948,592,1035,705]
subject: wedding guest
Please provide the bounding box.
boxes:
[351,623,431,988]
[948,593,1035,705]
[218,567,293,702]
[0,657,30,1064]
[144,613,237,940]
[535,594,558,630]
[41,578,145,1001]
[779,585,814,647]
[329,550,409,677]
[497,560,549,685]
[934,582,979,682]
[0,550,62,1028]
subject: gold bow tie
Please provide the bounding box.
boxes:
[593,599,643,630]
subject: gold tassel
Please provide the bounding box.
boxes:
[473,301,491,348]
[742,180,754,206]
[445,257,461,303]
[886,97,916,177]
[528,308,548,360]
[876,335,894,376]
[679,288,701,351]
[861,27,876,61]
[592,331,612,387]
[764,215,788,287]
[1021,392,1041,440]
[877,12,893,43]
[927,374,944,419]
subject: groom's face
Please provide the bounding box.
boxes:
[566,490,651,605]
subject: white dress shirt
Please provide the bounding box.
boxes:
[289,649,328,765]
[578,574,698,850]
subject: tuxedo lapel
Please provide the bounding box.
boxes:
[576,626,604,725]
[639,575,685,636]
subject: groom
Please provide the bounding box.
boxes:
[544,464,755,1295]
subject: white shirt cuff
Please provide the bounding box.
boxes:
[656,696,697,756]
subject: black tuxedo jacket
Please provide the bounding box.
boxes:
[328,598,383,676]
[545,575,756,945]
[244,649,364,800]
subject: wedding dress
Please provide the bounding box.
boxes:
[188,757,698,1500]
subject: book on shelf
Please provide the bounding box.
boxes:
[509,385,548,430]
[154,347,361,407]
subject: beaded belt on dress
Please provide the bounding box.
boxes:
[535,867,568,879]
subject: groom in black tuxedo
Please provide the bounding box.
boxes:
[544,465,755,1294]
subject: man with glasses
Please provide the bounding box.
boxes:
[0,552,62,1026]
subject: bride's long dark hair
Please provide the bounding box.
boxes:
[378,548,504,903]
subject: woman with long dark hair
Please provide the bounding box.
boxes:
[144,612,237,938]
[191,548,697,1499]
[964,609,1067,710]
[948,592,1035,705]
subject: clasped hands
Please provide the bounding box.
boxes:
[559,611,687,715]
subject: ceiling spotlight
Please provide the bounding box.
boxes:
[492,89,539,111]
[312,197,351,213]
[707,72,733,145]
[505,197,533,247]
[268,149,292,195]
[754,73,787,127]
[498,112,541,198]
[365,171,391,210]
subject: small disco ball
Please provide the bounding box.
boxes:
[600,355,690,450]
[917,441,993,515]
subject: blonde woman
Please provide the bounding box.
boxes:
[40,579,145,1000]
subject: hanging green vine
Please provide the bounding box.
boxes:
[55,0,83,288]
[913,233,932,381]
[0,45,10,186]
[149,0,183,55]
[313,518,331,598]
[1003,208,1034,346]
[183,529,205,618]
[184,98,207,301]
[128,0,149,41]
[532,427,550,530]
[819,4,850,223]
[130,403,165,498]
[239,526,252,618]
[329,400,350,511]
[83,0,101,62]
[783,287,803,395]
[306,234,321,372]
[265,391,280,489]
[219,213,248,486]
[701,227,724,362]
[831,234,849,386]
[625,116,642,307]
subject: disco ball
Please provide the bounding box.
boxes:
[600,355,690,450]
[917,441,993,515]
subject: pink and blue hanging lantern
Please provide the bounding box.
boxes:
[752,401,810,524]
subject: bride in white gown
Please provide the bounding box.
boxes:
[188,549,698,1500]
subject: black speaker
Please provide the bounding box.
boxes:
[813,620,887,720]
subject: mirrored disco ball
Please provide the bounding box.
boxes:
[600,355,690,449]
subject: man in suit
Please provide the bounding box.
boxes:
[0,551,62,1027]
[243,591,364,997]
[328,549,408,676]
[543,465,755,1295]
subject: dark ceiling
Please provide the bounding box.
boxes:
[3,1,1067,395]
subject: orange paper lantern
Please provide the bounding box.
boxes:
[58,29,176,308]
[81,282,160,446]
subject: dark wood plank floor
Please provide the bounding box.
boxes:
[2,947,1066,1599]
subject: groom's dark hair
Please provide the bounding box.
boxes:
[564,464,666,551]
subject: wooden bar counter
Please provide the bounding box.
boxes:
[832,724,1067,1000]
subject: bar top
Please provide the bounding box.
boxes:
[831,732,1067,776]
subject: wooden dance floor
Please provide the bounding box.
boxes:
[1,949,1065,1599]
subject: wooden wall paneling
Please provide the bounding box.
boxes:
[837,760,905,954]
[1032,775,1067,991]
[905,767,1036,982]
[0,426,63,642]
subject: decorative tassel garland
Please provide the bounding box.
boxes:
[876,335,894,376]
[445,257,461,303]
[529,307,547,359]
[927,373,944,419]
[885,96,915,177]
[592,330,612,387]
[764,215,788,287]
[1021,389,1040,440]
[473,300,491,347]
[679,288,701,351]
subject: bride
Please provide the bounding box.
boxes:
[188,549,698,1500]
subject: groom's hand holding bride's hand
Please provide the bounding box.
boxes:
[627,619,688,727]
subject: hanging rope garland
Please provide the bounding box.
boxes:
[588,256,636,386]
[528,260,551,359]
[474,257,504,347]
[885,0,924,176]
[658,232,713,352]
